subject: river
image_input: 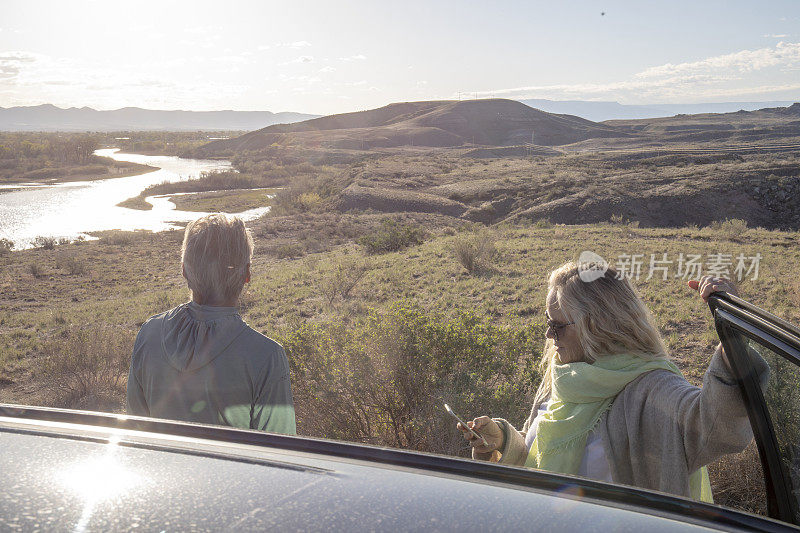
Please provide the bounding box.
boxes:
[0,149,271,249]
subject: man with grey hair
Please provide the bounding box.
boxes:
[126,213,296,434]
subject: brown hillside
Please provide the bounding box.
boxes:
[195,99,628,154]
[605,103,800,142]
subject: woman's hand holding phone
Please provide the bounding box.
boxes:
[457,416,504,454]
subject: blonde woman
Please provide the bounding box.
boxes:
[459,262,767,502]
[127,213,296,435]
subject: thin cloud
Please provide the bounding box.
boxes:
[0,51,42,81]
[338,54,367,62]
[636,42,800,78]
[0,50,248,110]
[280,55,314,65]
[474,43,800,103]
[319,66,336,73]
[276,41,311,48]
[765,34,789,38]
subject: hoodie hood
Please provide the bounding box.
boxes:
[160,302,248,372]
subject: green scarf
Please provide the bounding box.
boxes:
[525,352,713,503]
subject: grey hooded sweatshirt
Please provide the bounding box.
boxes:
[126,302,296,434]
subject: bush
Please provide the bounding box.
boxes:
[32,236,56,250]
[0,238,14,255]
[453,231,498,274]
[357,219,426,255]
[276,243,306,259]
[270,174,343,215]
[99,231,135,246]
[318,258,371,304]
[609,214,639,229]
[40,325,134,411]
[282,303,542,454]
[56,254,86,275]
[29,263,44,279]
[709,218,748,240]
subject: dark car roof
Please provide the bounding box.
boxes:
[0,405,791,532]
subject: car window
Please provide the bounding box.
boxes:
[746,337,800,522]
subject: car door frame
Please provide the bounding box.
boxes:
[708,292,800,525]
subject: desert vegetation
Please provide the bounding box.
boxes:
[109,131,242,156]
[0,132,155,184]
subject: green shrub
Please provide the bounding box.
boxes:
[282,302,542,455]
[357,219,426,255]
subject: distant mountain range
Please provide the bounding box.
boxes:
[2,99,797,133]
[0,104,318,132]
[518,99,798,122]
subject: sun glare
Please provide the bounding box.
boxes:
[57,446,142,503]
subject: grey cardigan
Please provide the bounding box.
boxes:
[480,349,769,499]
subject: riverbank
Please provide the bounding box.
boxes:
[0,149,239,249]
[0,159,158,186]
[118,188,278,213]
[116,169,284,212]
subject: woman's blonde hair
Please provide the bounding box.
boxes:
[533,261,669,406]
[181,214,254,306]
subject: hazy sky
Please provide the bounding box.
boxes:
[1,0,799,114]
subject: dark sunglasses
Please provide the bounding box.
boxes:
[545,313,575,342]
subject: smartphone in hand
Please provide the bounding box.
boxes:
[445,403,489,448]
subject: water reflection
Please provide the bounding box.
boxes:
[0,149,270,249]
[57,436,143,533]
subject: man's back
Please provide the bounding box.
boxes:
[126,301,296,434]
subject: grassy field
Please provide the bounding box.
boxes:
[7,220,798,399]
[0,213,797,516]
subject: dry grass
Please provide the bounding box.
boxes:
[709,441,768,516]
[453,230,498,274]
[39,325,135,412]
[318,257,372,305]
[55,254,87,276]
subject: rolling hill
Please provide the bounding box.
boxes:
[604,103,800,142]
[518,99,798,122]
[194,99,629,155]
